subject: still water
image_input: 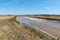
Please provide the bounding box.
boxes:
[16,17,60,30]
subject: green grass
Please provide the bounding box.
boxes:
[0,16,19,26]
[9,16,20,24]
[0,19,9,26]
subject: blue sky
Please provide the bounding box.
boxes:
[0,0,60,15]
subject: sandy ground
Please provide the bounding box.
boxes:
[29,21,60,38]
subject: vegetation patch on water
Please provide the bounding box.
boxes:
[41,18,60,21]
[31,16,60,21]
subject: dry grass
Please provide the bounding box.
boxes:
[0,16,14,19]
[0,16,39,40]
[30,16,60,21]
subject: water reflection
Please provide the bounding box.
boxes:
[16,17,60,29]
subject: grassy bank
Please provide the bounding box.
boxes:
[0,16,25,40]
[0,16,40,40]
[9,16,20,24]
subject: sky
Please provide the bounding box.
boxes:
[0,0,60,15]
